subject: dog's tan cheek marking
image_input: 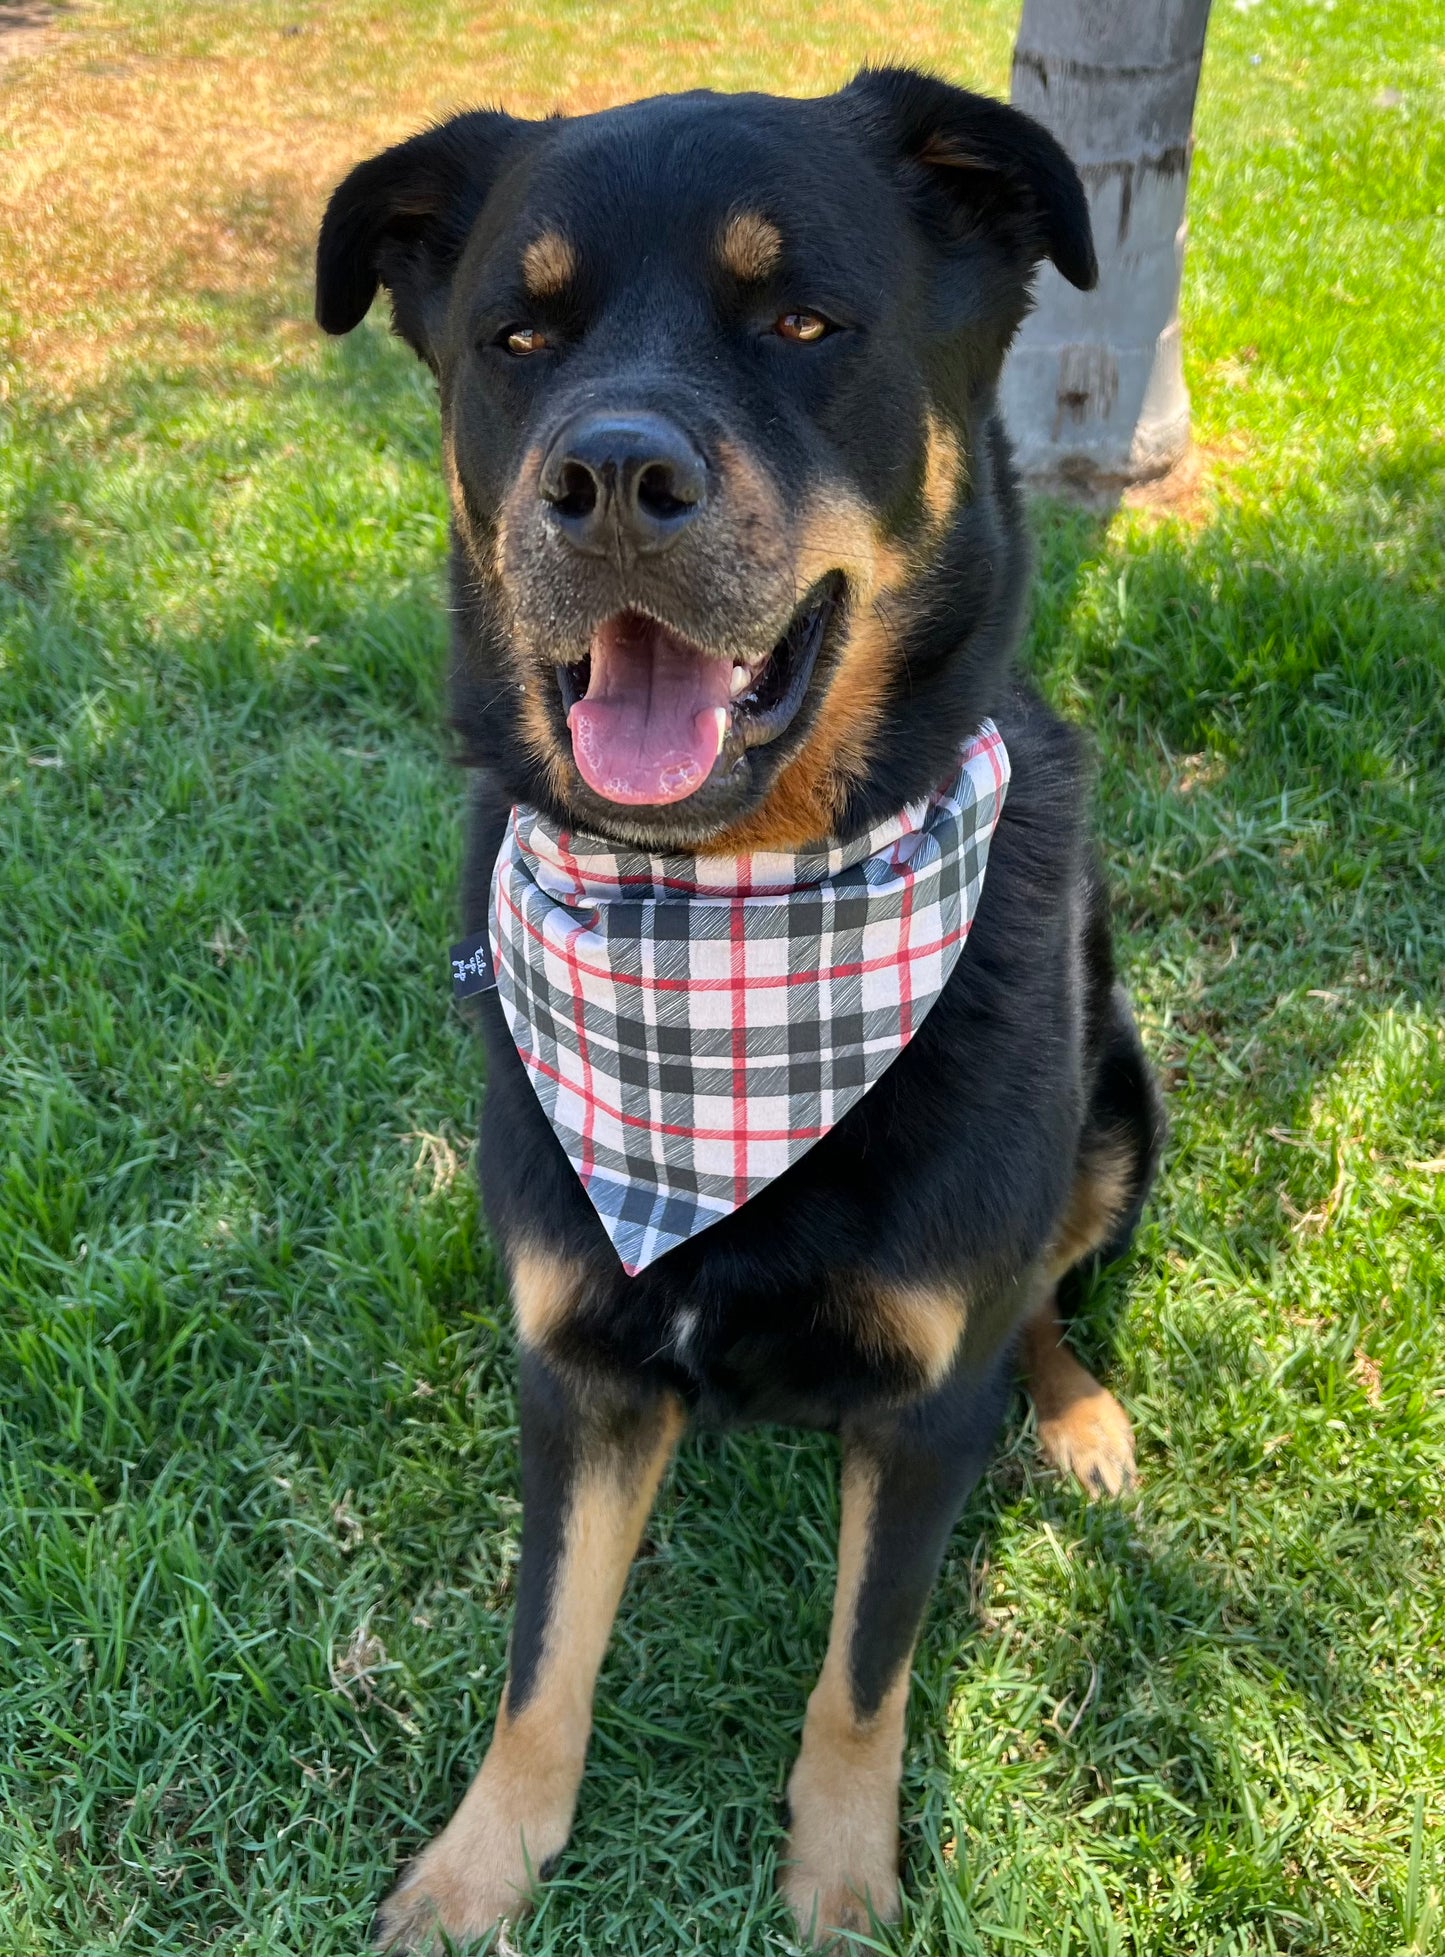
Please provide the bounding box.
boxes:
[510,1245,588,1350]
[717,210,782,283]
[521,229,576,300]
[493,441,573,804]
[442,423,491,579]
[712,493,913,852]
[713,434,788,540]
[516,685,571,805]
[495,440,546,584]
[445,433,570,804]
[783,1454,906,1940]
[441,426,464,511]
[789,491,906,612]
[920,411,965,532]
[377,1401,684,1944]
[865,1283,966,1390]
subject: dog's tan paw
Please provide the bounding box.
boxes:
[373,1704,587,1951]
[1036,1378,1137,1497]
[372,1835,531,1954]
[781,1853,899,1952]
[372,1775,570,1953]
[782,1757,900,1949]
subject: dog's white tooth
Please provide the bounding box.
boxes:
[730,664,751,698]
[709,706,728,756]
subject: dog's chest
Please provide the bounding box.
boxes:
[566,1266,969,1426]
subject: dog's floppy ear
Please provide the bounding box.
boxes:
[844,66,1097,292]
[316,110,526,363]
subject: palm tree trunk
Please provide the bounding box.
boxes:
[999,0,1213,490]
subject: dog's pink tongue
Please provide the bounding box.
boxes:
[567,614,730,806]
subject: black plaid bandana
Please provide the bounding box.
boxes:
[489,721,1010,1274]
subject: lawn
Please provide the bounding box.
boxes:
[1,2,1440,1952]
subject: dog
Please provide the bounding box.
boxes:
[316,66,1164,1950]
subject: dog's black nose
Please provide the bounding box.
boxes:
[538,411,706,555]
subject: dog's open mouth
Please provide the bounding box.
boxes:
[556,579,840,806]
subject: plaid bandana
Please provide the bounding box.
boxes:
[489,722,1009,1274]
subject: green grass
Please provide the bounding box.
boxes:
[1,2,1441,1952]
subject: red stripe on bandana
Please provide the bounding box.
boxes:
[730,853,751,1209]
[553,818,597,1185]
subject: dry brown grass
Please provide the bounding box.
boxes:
[0,0,1010,397]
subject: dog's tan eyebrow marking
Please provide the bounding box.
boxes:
[716,210,783,283]
[521,230,577,299]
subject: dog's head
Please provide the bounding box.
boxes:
[317,70,1094,849]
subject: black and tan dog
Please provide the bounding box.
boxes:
[316,67,1164,1950]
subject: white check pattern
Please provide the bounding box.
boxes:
[489,722,1010,1274]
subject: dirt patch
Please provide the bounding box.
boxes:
[0,3,61,66]
[1121,435,1254,527]
[1024,435,1251,528]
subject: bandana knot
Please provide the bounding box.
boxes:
[490,721,1009,1273]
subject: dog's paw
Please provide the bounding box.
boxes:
[1036,1378,1137,1498]
[782,1758,900,1950]
[372,1791,561,1954]
[373,1715,584,1952]
[781,1852,898,1952]
[372,1842,527,1955]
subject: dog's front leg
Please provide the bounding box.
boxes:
[782,1352,1010,1948]
[375,1345,683,1952]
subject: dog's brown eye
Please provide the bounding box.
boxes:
[503,326,548,356]
[775,311,830,344]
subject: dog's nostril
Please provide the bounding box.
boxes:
[635,460,694,522]
[552,459,599,519]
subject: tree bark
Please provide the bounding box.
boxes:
[1000,0,1212,490]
